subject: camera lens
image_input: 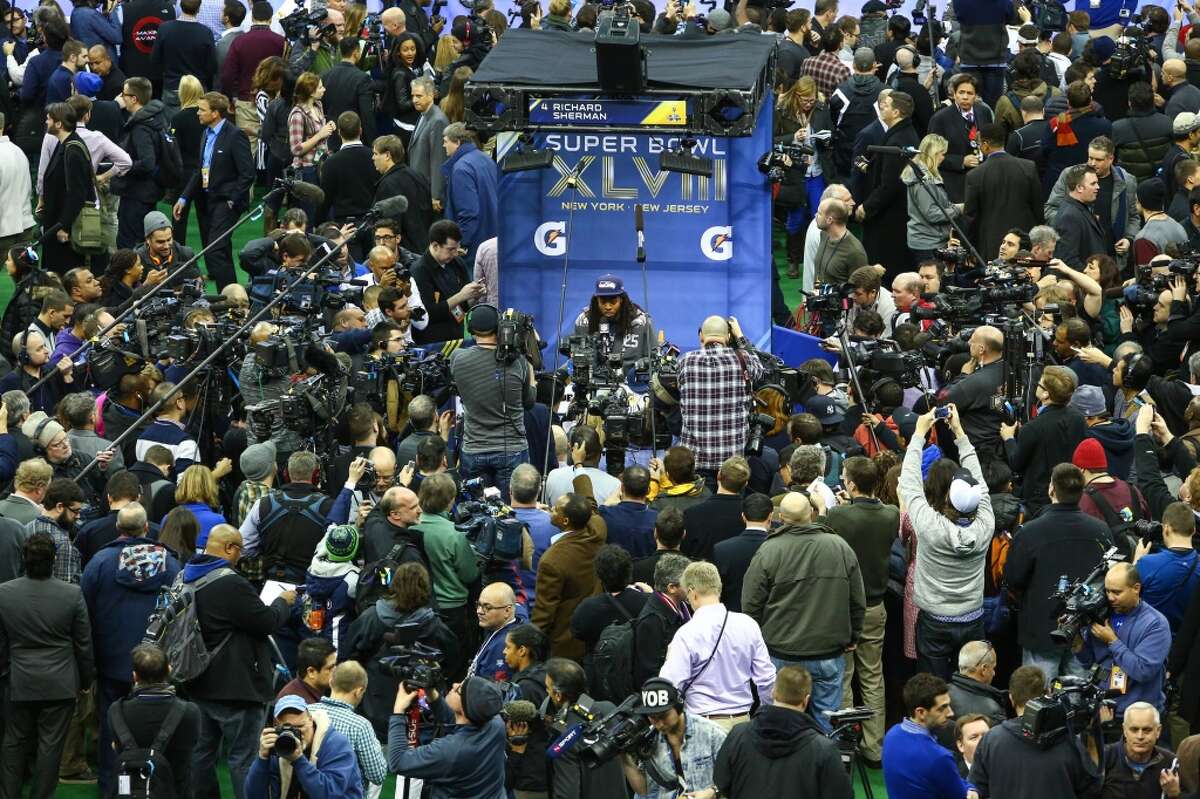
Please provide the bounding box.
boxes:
[274,728,299,757]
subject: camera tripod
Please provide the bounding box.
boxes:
[828,717,876,799]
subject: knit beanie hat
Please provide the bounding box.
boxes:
[240,441,276,481]
[460,675,503,725]
[324,525,359,563]
[22,411,65,450]
[1072,438,1108,471]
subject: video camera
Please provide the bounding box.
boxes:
[1020,667,1117,748]
[826,707,874,774]
[1108,12,1152,80]
[280,6,336,44]
[1048,546,1124,646]
[758,142,814,184]
[547,694,657,768]
[453,478,526,562]
[379,642,444,691]
[496,308,538,367]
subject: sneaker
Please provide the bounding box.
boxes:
[59,769,98,784]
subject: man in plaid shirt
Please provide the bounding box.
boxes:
[801,26,852,100]
[25,478,85,584]
[678,316,763,476]
[309,662,387,793]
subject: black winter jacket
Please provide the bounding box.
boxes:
[714,705,852,799]
[112,99,167,204]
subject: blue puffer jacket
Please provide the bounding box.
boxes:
[245,709,363,799]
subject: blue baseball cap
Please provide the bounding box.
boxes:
[75,71,102,98]
[594,274,624,297]
[273,695,309,718]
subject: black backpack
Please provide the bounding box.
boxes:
[832,85,879,176]
[110,697,187,799]
[154,126,185,191]
[355,538,431,615]
[1083,484,1142,559]
[587,595,638,703]
[258,492,329,579]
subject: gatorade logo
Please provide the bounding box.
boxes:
[534,221,567,256]
[700,225,733,261]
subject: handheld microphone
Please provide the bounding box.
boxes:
[635,204,646,264]
[371,195,409,219]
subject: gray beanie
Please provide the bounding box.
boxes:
[143,210,172,238]
[706,8,731,30]
[240,441,277,481]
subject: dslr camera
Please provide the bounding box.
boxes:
[274,723,304,757]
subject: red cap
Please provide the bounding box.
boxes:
[1072,438,1107,471]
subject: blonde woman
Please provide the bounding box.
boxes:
[433,35,458,74]
[172,462,232,549]
[900,133,962,265]
[170,75,206,241]
[772,75,833,281]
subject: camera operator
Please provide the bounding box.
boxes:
[246,695,361,799]
[620,677,727,799]
[389,675,507,798]
[678,316,763,485]
[239,227,316,279]
[938,326,1005,462]
[538,656,628,797]
[449,305,534,498]
[239,322,303,456]
[845,264,896,334]
[713,664,851,798]
[1134,502,1200,633]
[288,7,342,75]
[1074,562,1171,719]
[572,274,654,368]
[968,665,1101,798]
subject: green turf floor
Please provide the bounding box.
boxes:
[34,209,881,798]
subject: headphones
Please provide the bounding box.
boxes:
[31,415,54,453]
[17,325,31,367]
[895,44,921,70]
[1123,352,1146,385]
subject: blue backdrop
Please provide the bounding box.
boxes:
[497,96,774,356]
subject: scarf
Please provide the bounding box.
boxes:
[1050,107,1086,147]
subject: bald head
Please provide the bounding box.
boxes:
[1164,58,1187,83]
[204,524,243,561]
[381,6,406,35]
[896,46,916,70]
[699,315,730,345]
[330,660,369,699]
[779,491,813,524]
[972,325,1003,355]
[821,183,852,204]
[369,446,396,471]
[477,582,517,630]
[381,485,421,526]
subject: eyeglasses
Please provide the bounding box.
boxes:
[66,505,83,514]
[476,602,513,613]
[48,438,70,450]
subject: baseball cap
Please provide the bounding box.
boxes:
[1016,24,1039,45]
[632,678,681,715]
[75,71,102,98]
[1175,112,1200,136]
[273,695,309,718]
[805,395,844,426]
[948,468,982,515]
[707,8,731,29]
[1091,35,1117,63]
[891,408,917,442]
[593,274,624,297]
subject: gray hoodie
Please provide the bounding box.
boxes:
[898,435,994,617]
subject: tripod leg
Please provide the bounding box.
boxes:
[856,758,876,799]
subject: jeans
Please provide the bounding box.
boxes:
[771,655,845,732]
[459,448,529,501]
[959,66,1006,109]
[1022,648,1088,683]
[192,699,266,799]
[96,677,132,796]
[915,611,986,681]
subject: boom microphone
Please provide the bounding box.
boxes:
[281,179,326,207]
[635,204,646,264]
[371,195,409,219]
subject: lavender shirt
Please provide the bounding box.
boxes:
[659,602,776,715]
